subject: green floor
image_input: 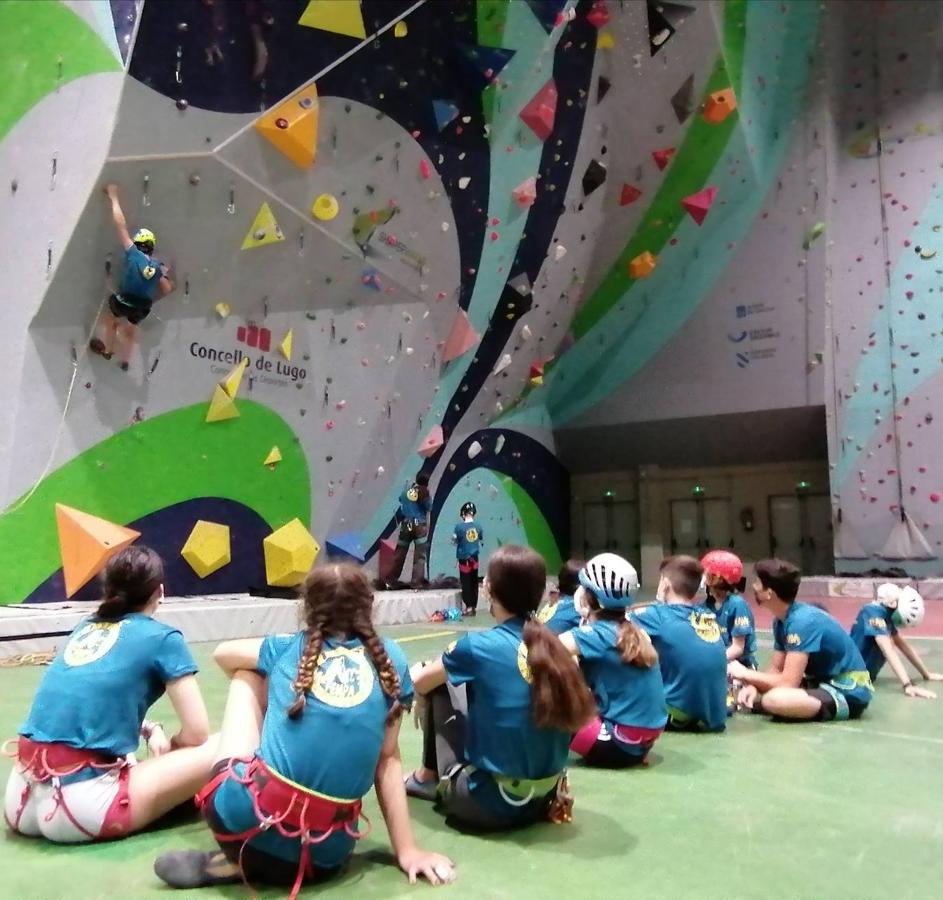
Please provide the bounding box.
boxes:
[2,619,942,899]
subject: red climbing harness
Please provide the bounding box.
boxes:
[3,737,131,840]
[197,756,371,900]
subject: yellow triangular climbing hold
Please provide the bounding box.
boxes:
[298,0,366,39]
[597,30,614,48]
[279,330,293,361]
[241,202,285,251]
[206,384,240,423]
[264,446,283,467]
[55,504,140,598]
[220,358,249,399]
[255,84,319,169]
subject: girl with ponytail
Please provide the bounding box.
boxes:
[155,563,454,897]
[6,546,213,844]
[558,554,668,768]
[406,546,596,830]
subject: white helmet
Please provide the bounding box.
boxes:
[892,586,925,628]
[876,583,901,606]
[578,553,639,610]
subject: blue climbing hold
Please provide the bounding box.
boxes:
[433,100,460,132]
[325,531,366,563]
[457,44,515,87]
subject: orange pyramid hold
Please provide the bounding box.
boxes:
[255,84,319,169]
[55,504,140,598]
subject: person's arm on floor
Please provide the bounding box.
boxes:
[888,634,939,698]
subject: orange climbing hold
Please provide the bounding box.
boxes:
[702,88,737,124]
[55,503,140,598]
[442,310,479,362]
[628,251,657,279]
[255,84,319,169]
[418,425,445,458]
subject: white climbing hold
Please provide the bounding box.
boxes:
[468,441,483,459]
[495,435,505,454]
[493,353,512,375]
[441,222,450,231]
[554,244,567,261]
[458,176,471,190]
[521,325,532,340]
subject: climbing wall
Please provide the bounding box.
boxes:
[1,0,941,603]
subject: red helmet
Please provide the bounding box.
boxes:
[701,550,743,587]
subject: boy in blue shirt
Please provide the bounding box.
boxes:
[631,556,728,733]
[537,560,583,635]
[453,501,483,616]
[730,559,874,721]
[850,584,940,699]
[91,184,174,371]
[383,474,432,589]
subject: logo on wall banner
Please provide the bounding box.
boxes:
[188,325,308,388]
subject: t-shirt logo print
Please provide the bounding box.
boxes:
[465,527,479,543]
[516,642,533,683]
[688,611,721,644]
[142,265,157,280]
[63,621,123,667]
[311,647,375,708]
[406,487,419,502]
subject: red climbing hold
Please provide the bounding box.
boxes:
[513,176,538,208]
[652,147,676,170]
[587,1,611,28]
[620,184,642,206]
[519,79,557,142]
[681,185,718,225]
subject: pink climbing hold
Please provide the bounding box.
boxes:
[419,159,431,180]
[681,186,719,225]
[620,184,642,206]
[519,79,557,142]
[441,309,480,362]
[513,176,538,208]
[652,147,676,171]
[931,493,941,504]
[587,1,611,28]
[418,425,445,458]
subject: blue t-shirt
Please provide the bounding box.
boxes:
[20,614,197,758]
[705,593,758,668]
[454,520,483,560]
[398,485,430,521]
[443,618,571,783]
[537,594,581,635]
[571,620,667,732]
[773,602,873,705]
[631,603,728,732]
[214,632,413,869]
[850,603,898,681]
[119,244,163,302]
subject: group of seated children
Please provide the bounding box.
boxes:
[4,544,940,897]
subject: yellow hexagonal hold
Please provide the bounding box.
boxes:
[181,520,231,578]
[264,518,320,587]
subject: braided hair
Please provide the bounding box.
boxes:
[287,563,403,722]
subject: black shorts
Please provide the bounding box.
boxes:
[806,687,868,722]
[108,292,151,325]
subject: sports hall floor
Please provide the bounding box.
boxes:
[1,614,942,899]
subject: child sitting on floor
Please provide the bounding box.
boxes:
[701,550,757,668]
[537,559,584,635]
[849,583,941,699]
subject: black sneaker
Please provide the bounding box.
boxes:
[154,850,241,889]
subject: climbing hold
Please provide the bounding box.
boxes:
[529,361,546,385]
[620,184,642,206]
[181,520,231,579]
[597,76,612,104]
[55,504,140,598]
[206,385,240,423]
[596,30,615,49]
[457,44,515,87]
[681,186,718,225]
[702,88,737,124]
[326,531,366,562]
[176,98,189,111]
[468,440,483,459]
[442,310,479,362]
[521,325,532,341]
[628,251,657,279]
[458,176,471,190]
[419,159,432,180]
[394,20,408,38]
[215,302,231,318]
[362,268,383,291]
[419,425,445,457]
[554,244,567,261]
[279,330,293,361]
[297,0,366,39]
[802,222,826,250]
[512,176,538,208]
[586,1,611,28]
[508,273,533,296]
[312,193,339,220]
[495,435,506,454]
[220,358,249,399]
[652,148,676,170]
[671,74,696,123]
[264,446,282,468]
[241,202,285,250]
[582,159,607,197]
[264,519,320,587]
[353,207,396,249]
[519,79,557,141]
[493,353,513,375]
[432,99,460,132]
[255,84,319,169]
[647,1,695,55]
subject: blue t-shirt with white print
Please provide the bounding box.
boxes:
[119,244,163,302]
[705,593,758,668]
[849,602,898,680]
[453,520,483,560]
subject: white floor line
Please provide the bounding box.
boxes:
[816,723,943,746]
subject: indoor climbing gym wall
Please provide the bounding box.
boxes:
[2,0,942,604]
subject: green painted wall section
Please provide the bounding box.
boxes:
[500,475,563,573]
[477,0,510,47]
[0,401,310,603]
[570,0,747,338]
[0,0,121,143]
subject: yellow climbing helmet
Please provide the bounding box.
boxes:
[132,228,156,251]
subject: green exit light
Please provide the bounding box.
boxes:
[797,480,811,492]
[603,490,615,498]
[692,485,705,497]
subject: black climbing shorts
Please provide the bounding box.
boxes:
[108,293,151,325]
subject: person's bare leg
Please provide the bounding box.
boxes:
[759,687,823,721]
[92,312,119,356]
[214,670,267,764]
[115,320,139,369]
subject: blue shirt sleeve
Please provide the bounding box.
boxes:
[632,605,662,637]
[571,622,613,662]
[773,619,786,652]
[861,608,894,637]
[729,597,755,637]
[153,629,199,682]
[783,610,823,654]
[442,634,476,685]
[383,639,414,708]
[257,634,296,677]
[125,244,158,279]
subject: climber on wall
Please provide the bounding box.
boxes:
[383,474,432,590]
[90,184,173,371]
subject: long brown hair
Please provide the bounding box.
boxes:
[583,595,658,668]
[488,546,595,732]
[287,563,402,723]
[96,546,163,621]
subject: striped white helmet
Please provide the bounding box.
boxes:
[892,586,925,628]
[578,553,639,610]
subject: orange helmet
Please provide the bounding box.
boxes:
[701,550,743,587]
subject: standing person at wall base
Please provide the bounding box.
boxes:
[384,474,432,590]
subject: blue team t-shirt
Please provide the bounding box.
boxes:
[214,632,413,869]
[398,485,430,521]
[453,520,483,560]
[20,614,197,758]
[705,593,758,668]
[849,602,898,681]
[538,594,581,635]
[631,603,728,732]
[773,602,873,705]
[571,620,667,733]
[119,244,163,302]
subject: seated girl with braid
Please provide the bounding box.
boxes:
[154,563,454,897]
